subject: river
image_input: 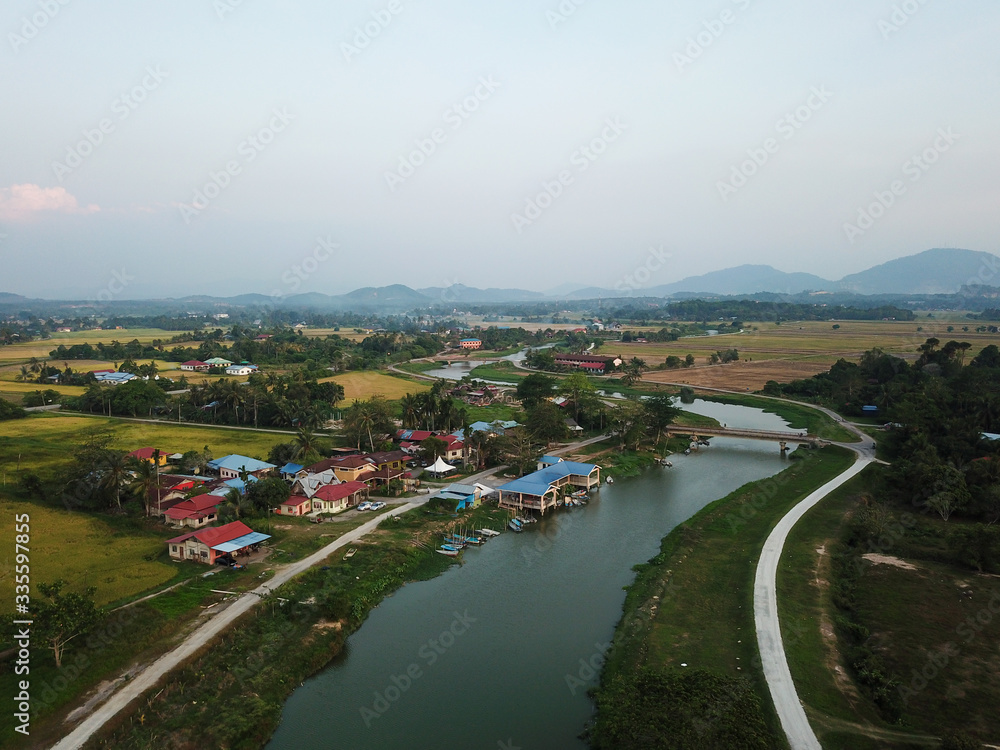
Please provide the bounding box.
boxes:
[266,401,792,750]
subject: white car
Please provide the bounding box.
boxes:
[356,501,372,511]
[369,501,386,511]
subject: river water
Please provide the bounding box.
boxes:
[266,401,790,750]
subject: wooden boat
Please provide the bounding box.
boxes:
[606,476,614,484]
[343,548,357,560]
[464,536,484,545]
[508,518,523,532]
[477,528,500,537]
[440,543,463,552]
[436,548,459,557]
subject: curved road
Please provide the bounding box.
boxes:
[751,400,877,749]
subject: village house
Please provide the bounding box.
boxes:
[459,338,482,350]
[312,481,369,514]
[127,447,169,466]
[293,469,340,498]
[498,459,601,515]
[276,495,311,516]
[225,364,257,376]
[207,455,276,480]
[164,494,221,528]
[180,360,210,372]
[306,456,377,483]
[147,476,200,517]
[166,520,271,564]
[552,353,622,374]
[203,357,233,368]
[432,483,482,512]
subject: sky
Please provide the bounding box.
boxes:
[1,0,998,300]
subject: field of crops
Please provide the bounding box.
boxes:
[320,370,430,401]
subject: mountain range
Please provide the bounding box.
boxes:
[1,248,997,311]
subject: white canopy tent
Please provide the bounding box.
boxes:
[426,456,456,476]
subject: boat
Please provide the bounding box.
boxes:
[343,548,357,560]
[571,490,588,499]
[508,518,523,532]
[443,534,466,545]
[606,476,614,484]
[464,536,484,545]
[440,543,463,552]
[477,528,500,537]
[436,548,459,557]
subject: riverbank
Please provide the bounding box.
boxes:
[590,445,855,749]
[86,502,511,749]
[697,391,858,442]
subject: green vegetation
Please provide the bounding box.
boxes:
[592,445,855,750]
[90,516,459,749]
[468,361,524,382]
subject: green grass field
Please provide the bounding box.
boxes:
[595,445,856,748]
[0,328,179,364]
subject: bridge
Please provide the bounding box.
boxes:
[666,425,825,453]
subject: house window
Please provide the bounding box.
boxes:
[200,551,207,558]
[171,545,177,552]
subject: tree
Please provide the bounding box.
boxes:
[644,394,681,450]
[525,401,569,446]
[420,436,448,462]
[292,428,322,464]
[560,371,598,424]
[400,393,421,429]
[620,358,647,386]
[684,354,695,367]
[343,397,395,452]
[609,400,646,451]
[128,457,159,516]
[99,450,131,511]
[31,581,103,668]
[245,477,291,515]
[516,373,556,409]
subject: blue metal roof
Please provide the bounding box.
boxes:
[207,455,276,473]
[280,462,304,475]
[499,461,598,497]
[211,531,271,553]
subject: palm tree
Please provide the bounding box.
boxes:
[100,451,131,511]
[16,365,29,382]
[400,393,421,429]
[28,357,41,374]
[128,458,159,516]
[293,428,320,461]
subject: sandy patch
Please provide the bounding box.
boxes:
[862,553,918,570]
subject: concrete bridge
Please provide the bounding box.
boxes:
[666,425,825,453]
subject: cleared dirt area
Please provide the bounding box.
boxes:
[643,359,832,390]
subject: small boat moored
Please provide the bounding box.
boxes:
[436,548,459,557]
[606,476,614,484]
[508,518,524,532]
[477,528,501,538]
[343,548,357,560]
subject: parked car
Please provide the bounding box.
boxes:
[369,501,386,511]
[357,501,372,511]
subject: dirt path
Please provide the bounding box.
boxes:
[50,502,422,750]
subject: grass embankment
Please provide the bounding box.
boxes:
[778,463,1000,748]
[700,392,858,443]
[468,361,524,382]
[89,502,512,749]
[591,445,856,749]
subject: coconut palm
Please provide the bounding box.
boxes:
[128,458,159,516]
[100,451,131,511]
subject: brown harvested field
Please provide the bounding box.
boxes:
[643,360,834,391]
[628,317,1000,389]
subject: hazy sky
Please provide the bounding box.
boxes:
[1,0,998,299]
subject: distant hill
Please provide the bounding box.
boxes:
[417,284,545,304]
[836,248,998,295]
[642,265,832,297]
[0,292,27,303]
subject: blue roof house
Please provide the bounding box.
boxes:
[207,455,276,480]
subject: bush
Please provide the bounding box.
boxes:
[0,399,27,420]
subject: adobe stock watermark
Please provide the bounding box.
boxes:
[565,641,611,695]
[8,0,72,54]
[214,0,248,21]
[842,127,960,245]
[614,246,672,293]
[674,0,754,71]
[510,116,627,234]
[265,236,338,308]
[385,76,502,192]
[341,0,404,63]
[717,86,833,201]
[547,0,590,30]
[52,66,169,183]
[92,268,135,303]
[879,0,932,40]
[177,108,294,224]
[359,610,476,727]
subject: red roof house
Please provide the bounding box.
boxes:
[164,494,222,528]
[312,481,369,514]
[167,520,267,564]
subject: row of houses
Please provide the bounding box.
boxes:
[552,353,624,375]
[180,358,259,376]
